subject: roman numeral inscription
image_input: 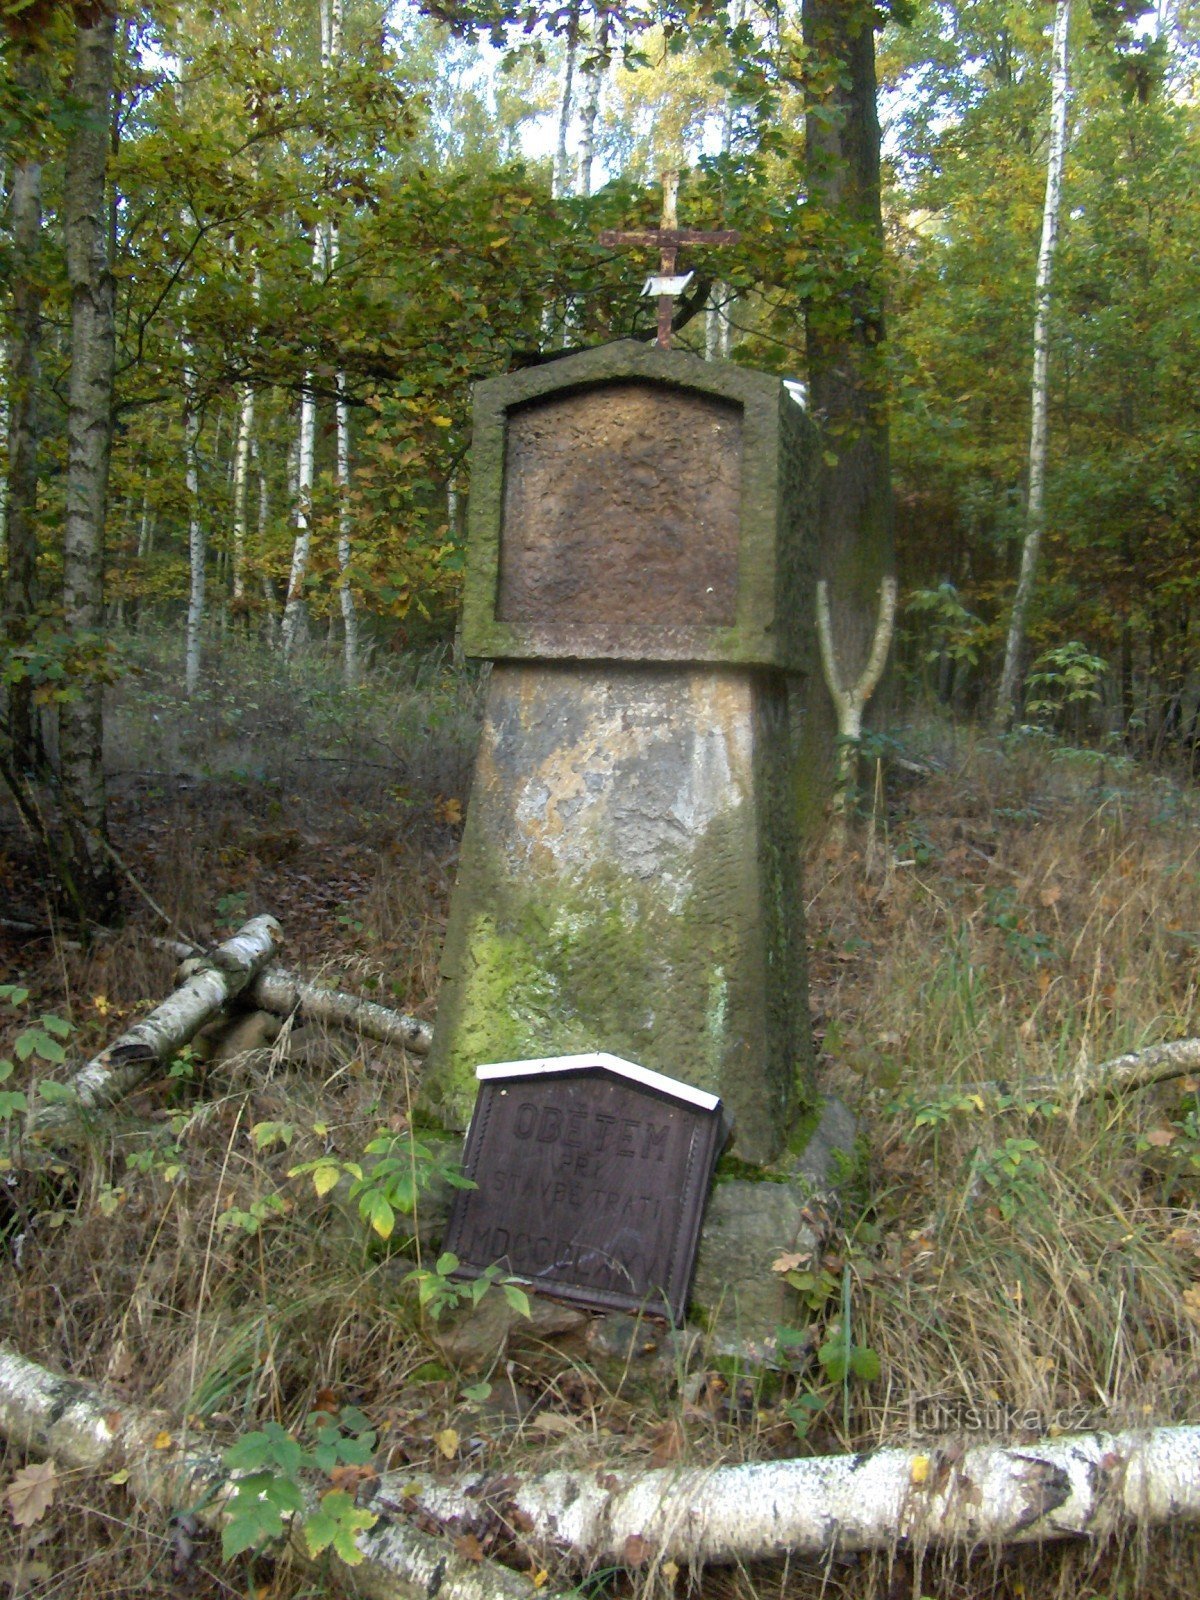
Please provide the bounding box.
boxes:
[442,1054,727,1323]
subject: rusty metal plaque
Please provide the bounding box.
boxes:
[442,1053,727,1324]
[497,383,742,630]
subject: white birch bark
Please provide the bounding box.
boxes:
[183,358,204,697]
[282,0,333,659]
[994,0,1071,728]
[325,0,357,685]
[575,10,609,196]
[707,0,742,360]
[816,575,897,850]
[553,0,581,199]
[160,941,433,1054]
[246,967,432,1054]
[282,344,318,657]
[388,1424,1200,1567]
[60,7,119,923]
[231,384,253,612]
[24,915,280,1133]
[0,1343,557,1600]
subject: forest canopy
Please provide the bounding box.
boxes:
[1,0,1198,765]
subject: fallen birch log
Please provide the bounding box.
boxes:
[943,1037,1200,1112]
[160,938,433,1056]
[386,1424,1200,1567]
[1070,1035,1200,1101]
[0,1342,560,1600]
[25,916,281,1135]
[245,967,432,1056]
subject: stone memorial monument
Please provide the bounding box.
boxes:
[420,338,817,1168]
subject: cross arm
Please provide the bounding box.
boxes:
[597,228,740,248]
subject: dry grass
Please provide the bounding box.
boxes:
[3,683,1200,1597]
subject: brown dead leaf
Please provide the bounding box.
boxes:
[1183,1284,1200,1325]
[5,1460,57,1528]
[623,1533,655,1567]
[1039,885,1063,908]
[1145,1128,1177,1147]
[649,1419,685,1468]
[455,1533,484,1562]
[328,1463,378,1497]
[529,1413,577,1436]
[771,1251,810,1274]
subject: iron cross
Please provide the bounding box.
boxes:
[599,171,739,350]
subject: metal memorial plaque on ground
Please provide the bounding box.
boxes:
[442,1053,727,1324]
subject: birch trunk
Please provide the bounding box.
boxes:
[0,1343,557,1600]
[390,1424,1200,1566]
[553,1,581,199]
[231,384,253,614]
[282,361,318,657]
[325,0,357,684]
[816,575,897,851]
[25,915,280,1134]
[575,9,609,196]
[59,6,119,926]
[3,52,45,772]
[283,0,333,658]
[245,967,431,1054]
[994,0,1071,729]
[183,362,204,697]
[706,0,741,361]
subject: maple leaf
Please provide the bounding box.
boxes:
[5,1459,58,1527]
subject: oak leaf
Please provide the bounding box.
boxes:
[5,1460,57,1527]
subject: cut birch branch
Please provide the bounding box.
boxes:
[155,939,433,1056]
[24,915,281,1134]
[387,1423,1200,1568]
[0,1342,560,1600]
[816,574,898,851]
[940,1037,1200,1109]
[244,968,432,1056]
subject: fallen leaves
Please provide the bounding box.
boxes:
[434,1427,460,1460]
[5,1461,57,1528]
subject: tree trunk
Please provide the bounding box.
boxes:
[282,369,317,656]
[798,0,895,831]
[392,1424,1200,1566]
[60,3,119,927]
[575,9,608,196]
[326,0,357,685]
[24,916,281,1135]
[3,43,45,773]
[183,364,204,697]
[245,967,432,1053]
[553,0,581,199]
[994,0,1072,728]
[231,384,253,615]
[0,1343,556,1600]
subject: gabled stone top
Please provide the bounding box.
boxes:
[461,340,813,672]
[476,1051,722,1113]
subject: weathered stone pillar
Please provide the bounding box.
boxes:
[420,341,815,1165]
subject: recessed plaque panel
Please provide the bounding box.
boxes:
[497,383,742,629]
[442,1054,726,1324]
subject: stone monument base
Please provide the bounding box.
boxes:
[420,661,812,1165]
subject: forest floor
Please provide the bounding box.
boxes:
[3,635,1200,1599]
